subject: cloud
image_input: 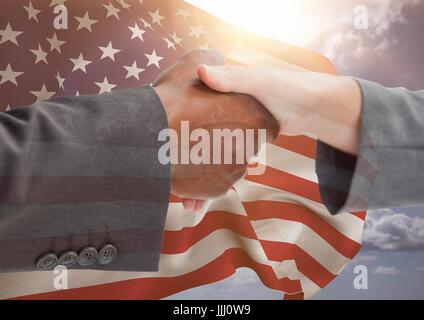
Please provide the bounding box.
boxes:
[166,268,282,300]
[362,209,424,251]
[312,0,420,52]
[369,0,421,35]
[416,266,424,272]
[374,266,403,275]
[230,268,259,285]
[352,254,378,263]
[308,0,424,89]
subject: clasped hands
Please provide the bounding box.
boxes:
[153,49,362,211]
[153,49,279,211]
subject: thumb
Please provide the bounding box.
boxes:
[197,64,256,94]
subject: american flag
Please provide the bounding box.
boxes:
[0,0,365,299]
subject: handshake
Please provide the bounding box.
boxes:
[152,48,362,211]
[152,49,279,210]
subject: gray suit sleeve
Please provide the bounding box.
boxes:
[0,86,171,272]
[316,79,424,214]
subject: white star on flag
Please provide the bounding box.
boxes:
[124,61,145,80]
[0,64,23,85]
[145,50,163,68]
[103,2,121,19]
[139,18,153,30]
[30,44,48,64]
[149,9,165,26]
[75,12,98,32]
[0,23,23,46]
[46,33,66,53]
[189,25,206,39]
[49,0,67,6]
[95,77,117,94]
[98,42,121,61]
[70,53,92,73]
[162,37,176,50]
[23,1,41,22]
[174,8,191,19]
[117,0,131,10]
[129,23,145,41]
[30,84,55,102]
[170,32,183,47]
[55,71,65,90]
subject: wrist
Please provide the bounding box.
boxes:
[152,85,178,132]
[309,75,362,154]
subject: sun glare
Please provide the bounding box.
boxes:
[184,0,325,47]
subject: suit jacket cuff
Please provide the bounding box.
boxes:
[0,85,171,272]
[317,78,424,214]
[315,78,389,214]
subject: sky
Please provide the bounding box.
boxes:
[168,0,424,300]
[185,0,358,47]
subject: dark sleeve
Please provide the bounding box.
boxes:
[0,86,171,272]
[316,78,424,214]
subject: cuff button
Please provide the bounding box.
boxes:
[78,247,98,267]
[36,253,59,271]
[98,244,117,265]
[58,250,79,267]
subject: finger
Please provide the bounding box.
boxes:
[181,199,196,210]
[197,64,256,94]
[193,200,206,212]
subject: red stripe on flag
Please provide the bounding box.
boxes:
[284,292,305,300]
[243,201,362,259]
[162,211,258,254]
[246,166,322,203]
[261,240,336,288]
[351,211,366,220]
[272,135,317,160]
